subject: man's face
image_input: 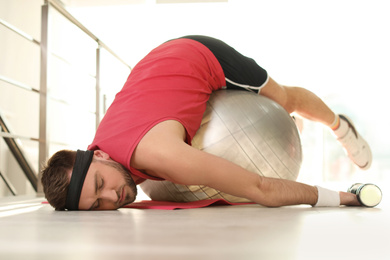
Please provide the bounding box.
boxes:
[78,157,137,210]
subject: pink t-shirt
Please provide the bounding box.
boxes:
[88,39,226,180]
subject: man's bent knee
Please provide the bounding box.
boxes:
[259,77,296,114]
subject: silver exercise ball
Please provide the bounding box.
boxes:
[140,90,302,203]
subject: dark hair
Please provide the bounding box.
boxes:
[40,150,76,210]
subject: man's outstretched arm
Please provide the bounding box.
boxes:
[131,120,360,207]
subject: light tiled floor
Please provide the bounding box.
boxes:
[0,195,389,260]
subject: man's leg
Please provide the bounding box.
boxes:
[260,77,372,170]
[259,77,336,126]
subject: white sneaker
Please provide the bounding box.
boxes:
[337,115,372,170]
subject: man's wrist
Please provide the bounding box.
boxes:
[314,186,340,207]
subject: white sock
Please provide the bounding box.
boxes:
[333,117,349,138]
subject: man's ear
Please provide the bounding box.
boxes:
[93,150,110,160]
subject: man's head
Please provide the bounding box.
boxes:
[41,149,137,210]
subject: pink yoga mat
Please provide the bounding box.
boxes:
[42,199,254,210]
[124,199,254,210]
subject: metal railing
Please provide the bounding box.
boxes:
[0,0,131,195]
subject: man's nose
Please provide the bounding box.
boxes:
[100,189,118,202]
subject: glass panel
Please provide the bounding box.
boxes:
[48,56,96,113]
[0,0,42,41]
[0,26,40,90]
[0,80,39,139]
[49,7,97,78]
[99,48,130,118]
[47,99,96,149]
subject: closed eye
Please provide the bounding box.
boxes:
[99,177,104,190]
[89,174,104,210]
[94,177,105,210]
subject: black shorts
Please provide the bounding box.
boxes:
[179,35,269,92]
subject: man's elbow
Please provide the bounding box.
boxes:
[246,176,285,207]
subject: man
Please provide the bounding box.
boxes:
[41,36,371,210]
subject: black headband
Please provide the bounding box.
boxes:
[65,150,94,210]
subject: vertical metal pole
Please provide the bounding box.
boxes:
[37,3,50,195]
[96,46,101,130]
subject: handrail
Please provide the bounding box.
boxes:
[0,74,40,93]
[45,0,132,70]
[0,115,38,192]
[0,17,40,45]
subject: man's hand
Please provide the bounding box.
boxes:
[340,191,361,206]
